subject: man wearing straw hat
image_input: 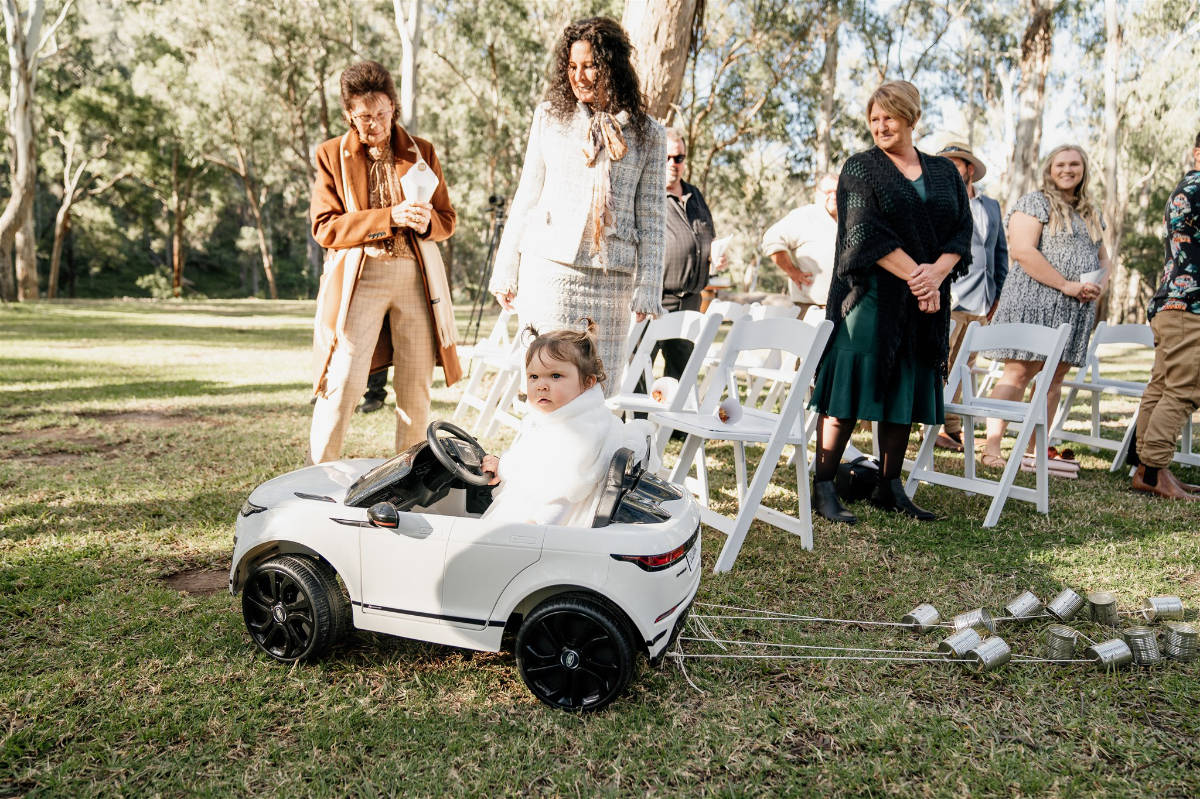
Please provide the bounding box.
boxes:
[933,139,1008,452]
[1131,130,1200,501]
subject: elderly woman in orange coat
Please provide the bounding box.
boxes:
[309,60,459,464]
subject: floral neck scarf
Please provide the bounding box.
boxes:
[582,109,629,269]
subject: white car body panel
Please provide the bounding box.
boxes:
[232,451,701,659]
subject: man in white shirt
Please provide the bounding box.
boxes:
[760,174,838,317]
[934,140,1008,451]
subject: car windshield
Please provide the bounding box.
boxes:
[344,447,419,507]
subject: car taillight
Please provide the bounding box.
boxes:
[611,529,698,572]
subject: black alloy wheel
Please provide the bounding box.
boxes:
[516,596,635,712]
[242,555,348,663]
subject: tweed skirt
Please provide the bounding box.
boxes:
[516,255,635,397]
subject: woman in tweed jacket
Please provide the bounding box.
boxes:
[490,17,666,392]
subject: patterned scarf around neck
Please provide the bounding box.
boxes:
[366,141,413,259]
[582,110,629,269]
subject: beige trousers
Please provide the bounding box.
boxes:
[942,310,989,435]
[1135,310,1200,469]
[310,255,436,463]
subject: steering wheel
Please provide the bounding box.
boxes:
[426,421,492,486]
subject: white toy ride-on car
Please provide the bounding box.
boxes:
[230,421,701,712]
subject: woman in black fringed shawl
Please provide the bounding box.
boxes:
[809,81,973,524]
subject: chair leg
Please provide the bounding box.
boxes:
[733,442,748,503]
[962,414,977,485]
[713,433,802,572]
[983,416,1037,528]
[1031,421,1048,513]
[1111,419,1137,473]
[793,441,813,551]
[904,423,938,497]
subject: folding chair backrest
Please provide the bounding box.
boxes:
[700,317,833,415]
[618,310,717,396]
[749,303,800,321]
[705,299,753,324]
[952,322,1071,410]
[1087,322,1154,383]
[471,310,517,358]
[622,313,649,368]
[800,305,827,325]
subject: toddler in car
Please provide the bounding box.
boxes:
[481,321,653,526]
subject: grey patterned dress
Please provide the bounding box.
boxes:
[987,191,1101,366]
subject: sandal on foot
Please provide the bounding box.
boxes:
[979,453,1006,469]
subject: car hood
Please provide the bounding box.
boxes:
[248,459,385,509]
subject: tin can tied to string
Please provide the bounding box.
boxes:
[901,604,941,633]
[1045,588,1085,622]
[963,637,1011,673]
[1003,590,1043,623]
[1162,622,1198,662]
[1139,596,1184,622]
[938,628,982,659]
[1088,591,1120,626]
[952,608,996,635]
[1085,638,1133,671]
[1123,626,1162,666]
[1044,624,1079,661]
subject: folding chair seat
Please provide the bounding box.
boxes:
[650,316,834,572]
[906,321,1071,528]
[607,311,723,418]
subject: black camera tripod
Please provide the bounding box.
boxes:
[465,194,508,346]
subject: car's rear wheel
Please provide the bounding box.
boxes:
[516,595,634,712]
[242,555,347,663]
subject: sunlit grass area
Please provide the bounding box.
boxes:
[2,299,1198,796]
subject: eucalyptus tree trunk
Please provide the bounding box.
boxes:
[393,0,421,131]
[1005,0,1053,212]
[814,8,840,175]
[1101,0,1132,323]
[622,0,702,122]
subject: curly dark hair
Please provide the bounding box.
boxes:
[545,17,648,140]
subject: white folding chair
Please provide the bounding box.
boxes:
[906,322,1071,528]
[1049,322,1153,470]
[650,316,834,572]
[452,311,524,435]
[608,311,723,418]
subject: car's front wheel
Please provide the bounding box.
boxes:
[516,595,635,712]
[242,555,348,663]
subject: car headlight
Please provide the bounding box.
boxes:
[240,499,267,517]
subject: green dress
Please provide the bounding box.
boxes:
[809,176,944,425]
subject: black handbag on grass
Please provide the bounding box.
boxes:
[835,455,880,502]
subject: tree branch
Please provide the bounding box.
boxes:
[36,0,75,59]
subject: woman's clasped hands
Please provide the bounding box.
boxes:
[391,200,432,233]
[1061,280,1102,303]
[908,261,949,314]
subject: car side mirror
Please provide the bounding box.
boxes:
[367,501,400,528]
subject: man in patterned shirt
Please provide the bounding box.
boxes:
[1132,130,1200,500]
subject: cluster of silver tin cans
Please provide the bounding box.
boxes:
[901,589,1194,673]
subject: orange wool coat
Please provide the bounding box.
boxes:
[310,124,461,394]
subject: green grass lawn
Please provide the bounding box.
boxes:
[2,299,1198,797]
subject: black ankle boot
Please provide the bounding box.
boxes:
[871,477,938,521]
[813,479,857,524]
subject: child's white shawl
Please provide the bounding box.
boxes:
[484,385,651,527]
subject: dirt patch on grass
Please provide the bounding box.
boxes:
[0,427,119,464]
[79,409,194,428]
[163,567,229,595]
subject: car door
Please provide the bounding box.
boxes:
[358,510,450,621]
[438,517,545,629]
